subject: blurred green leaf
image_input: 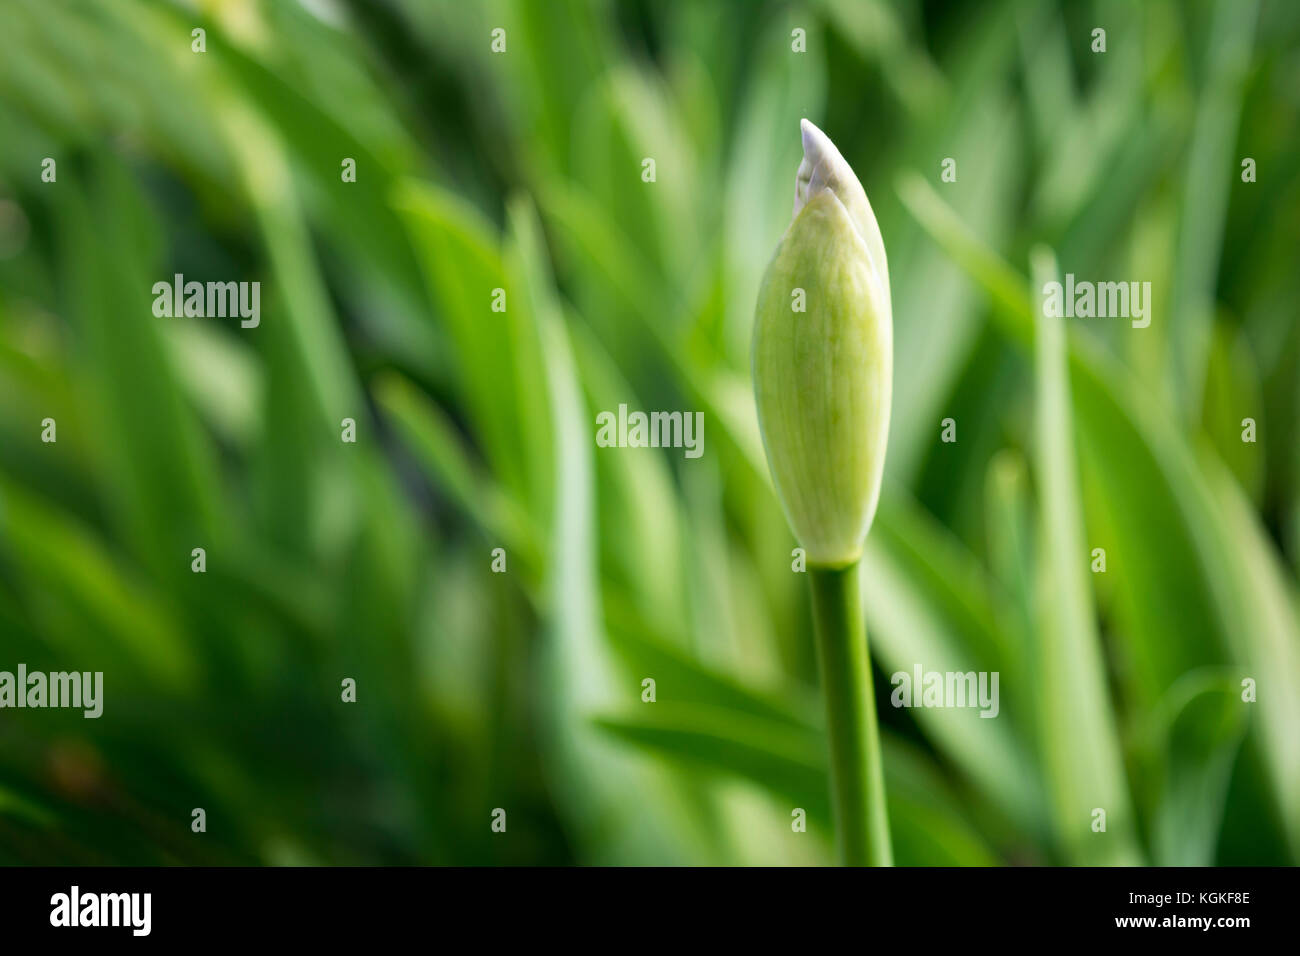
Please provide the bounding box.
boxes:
[1030,247,1139,865]
[1141,672,1247,866]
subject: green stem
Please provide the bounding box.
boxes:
[808,560,892,866]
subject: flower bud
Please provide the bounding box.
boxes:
[752,119,892,567]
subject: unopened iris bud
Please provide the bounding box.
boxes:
[752,119,892,567]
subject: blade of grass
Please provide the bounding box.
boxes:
[1031,246,1139,865]
[1140,672,1247,866]
[1168,0,1260,421]
[594,707,998,865]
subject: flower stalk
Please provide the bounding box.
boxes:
[809,561,891,866]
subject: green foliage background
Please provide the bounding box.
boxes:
[0,0,1297,865]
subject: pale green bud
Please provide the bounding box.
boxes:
[752,119,892,567]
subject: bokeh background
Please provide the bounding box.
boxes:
[0,0,1297,866]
